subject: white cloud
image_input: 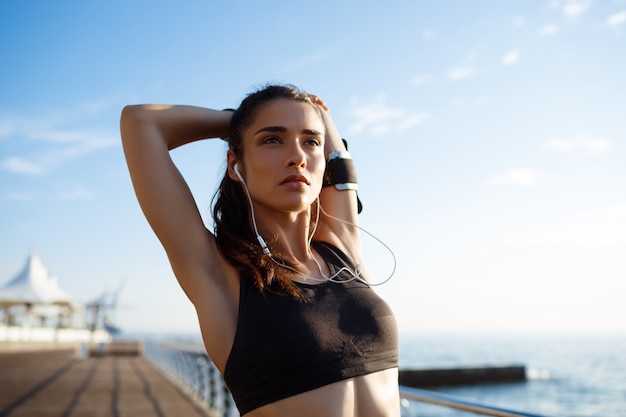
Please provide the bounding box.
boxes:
[59,186,98,201]
[502,49,520,66]
[0,156,45,175]
[46,132,116,160]
[562,0,591,17]
[0,111,118,176]
[396,113,432,130]
[487,169,540,187]
[371,124,391,136]
[349,95,402,134]
[347,94,430,136]
[538,23,559,36]
[448,67,474,81]
[547,0,560,9]
[4,191,40,201]
[543,137,611,155]
[607,10,626,26]
[0,114,33,140]
[410,74,433,87]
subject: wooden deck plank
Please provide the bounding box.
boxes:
[0,345,217,417]
[0,349,78,415]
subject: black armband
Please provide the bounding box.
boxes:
[323,151,358,190]
[323,149,363,213]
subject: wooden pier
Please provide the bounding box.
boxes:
[0,342,217,417]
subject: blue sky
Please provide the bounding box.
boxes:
[1,1,625,335]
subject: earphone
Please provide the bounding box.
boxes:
[233,163,244,182]
[234,163,271,255]
[232,162,396,285]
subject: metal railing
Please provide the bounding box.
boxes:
[144,342,555,417]
[399,386,553,417]
[143,342,238,417]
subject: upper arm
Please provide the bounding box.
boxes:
[120,106,216,294]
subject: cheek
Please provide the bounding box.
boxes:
[244,152,273,175]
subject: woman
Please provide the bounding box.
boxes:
[120,85,399,416]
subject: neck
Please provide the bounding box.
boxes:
[254,204,317,261]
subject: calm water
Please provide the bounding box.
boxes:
[399,332,626,417]
[124,331,625,417]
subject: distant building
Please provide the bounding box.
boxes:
[0,251,111,343]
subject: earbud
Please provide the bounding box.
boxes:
[234,163,244,182]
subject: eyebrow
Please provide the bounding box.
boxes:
[254,126,323,136]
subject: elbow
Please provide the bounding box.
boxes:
[119,105,158,150]
[120,105,140,135]
[120,104,144,128]
[120,105,155,142]
[120,104,173,129]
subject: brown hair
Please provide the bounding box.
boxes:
[211,84,321,299]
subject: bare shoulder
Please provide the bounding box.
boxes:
[172,233,240,371]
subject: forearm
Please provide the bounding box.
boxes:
[309,96,347,155]
[322,113,348,155]
[120,104,232,150]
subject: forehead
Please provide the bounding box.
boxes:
[247,99,324,133]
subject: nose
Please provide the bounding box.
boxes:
[286,141,306,168]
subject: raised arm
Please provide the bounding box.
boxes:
[312,99,361,246]
[119,105,232,295]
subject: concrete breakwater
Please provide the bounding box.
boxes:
[399,365,527,387]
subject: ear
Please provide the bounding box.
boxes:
[226,151,241,182]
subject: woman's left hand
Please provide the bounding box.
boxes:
[310,95,329,112]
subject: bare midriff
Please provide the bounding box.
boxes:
[244,368,400,417]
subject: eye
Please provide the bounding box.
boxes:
[261,135,282,144]
[305,137,322,147]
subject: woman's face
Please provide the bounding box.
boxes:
[236,98,326,214]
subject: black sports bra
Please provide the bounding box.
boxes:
[223,240,398,415]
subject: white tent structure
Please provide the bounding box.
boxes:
[0,251,75,309]
[0,251,111,343]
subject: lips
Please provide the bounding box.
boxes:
[280,174,310,186]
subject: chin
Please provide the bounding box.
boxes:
[280,197,317,213]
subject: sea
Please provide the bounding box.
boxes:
[121,331,626,417]
[398,332,626,417]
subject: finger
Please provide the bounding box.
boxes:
[310,95,329,111]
